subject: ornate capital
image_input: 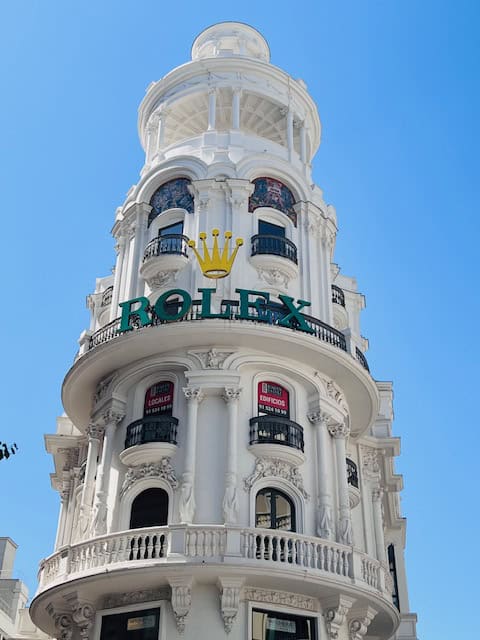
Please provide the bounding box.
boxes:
[218,578,244,634]
[183,387,204,403]
[307,410,330,426]
[86,424,104,441]
[101,407,125,426]
[328,420,350,439]
[169,578,193,634]
[223,387,242,403]
[362,447,381,481]
[348,607,377,640]
[323,595,355,639]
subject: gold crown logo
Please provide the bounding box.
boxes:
[188,229,244,279]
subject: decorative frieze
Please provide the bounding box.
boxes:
[244,457,309,499]
[103,588,170,609]
[121,459,178,496]
[243,587,317,612]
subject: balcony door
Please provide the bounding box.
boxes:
[258,220,285,238]
[158,221,184,254]
[130,488,168,529]
[255,487,296,532]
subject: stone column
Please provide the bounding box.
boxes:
[307,411,334,539]
[145,116,157,164]
[109,233,126,321]
[79,425,104,537]
[372,486,387,563]
[232,88,241,129]
[155,110,168,155]
[208,88,217,130]
[126,203,150,300]
[92,407,125,536]
[300,122,307,163]
[119,224,132,303]
[55,483,70,549]
[179,388,204,523]
[286,108,294,160]
[222,388,242,524]
[328,420,353,545]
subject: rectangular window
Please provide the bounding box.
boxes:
[258,220,285,237]
[252,608,316,640]
[100,608,160,640]
[159,221,183,236]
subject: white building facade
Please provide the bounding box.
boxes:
[30,23,418,640]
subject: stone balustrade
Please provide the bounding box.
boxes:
[38,525,390,599]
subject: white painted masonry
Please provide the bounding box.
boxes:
[30,22,418,640]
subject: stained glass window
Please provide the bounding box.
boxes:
[248,177,297,226]
[148,178,194,227]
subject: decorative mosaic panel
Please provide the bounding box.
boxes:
[148,178,194,227]
[248,177,297,226]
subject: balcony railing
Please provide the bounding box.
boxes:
[355,347,370,372]
[88,299,348,354]
[346,458,359,489]
[331,284,345,307]
[125,415,179,449]
[37,526,392,601]
[249,416,304,452]
[142,234,190,261]
[251,234,298,264]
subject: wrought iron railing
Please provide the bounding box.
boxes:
[346,458,359,489]
[251,234,298,264]
[125,415,179,449]
[355,347,370,372]
[331,284,345,307]
[249,415,304,452]
[142,234,190,261]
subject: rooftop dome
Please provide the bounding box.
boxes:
[191,22,270,62]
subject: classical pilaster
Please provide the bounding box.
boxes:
[145,115,158,164]
[92,405,125,535]
[286,107,294,160]
[179,388,204,523]
[232,87,241,129]
[307,410,334,539]
[208,88,217,130]
[222,387,242,524]
[372,487,387,564]
[328,420,353,545]
[78,424,104,537]
[299,121,307,163]
[109,233,126,321]
[155,108,169,156]
[126,203,150,300]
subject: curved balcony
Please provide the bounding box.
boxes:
[119,415,179,466]
[249,234,299,286]
[139,234,190,289]
[347,457,361,508]
[33,525,398,639]
[249,415,305,465]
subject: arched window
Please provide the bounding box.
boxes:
[130,488,169,529]
[144,381,174,417]
[248,177,297,226]
[255,487,296,531]
[148,178,194,227]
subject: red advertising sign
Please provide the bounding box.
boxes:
[258,381,289,417]
[144,381,174,416]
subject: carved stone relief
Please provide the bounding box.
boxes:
[244,457,309,499]
[121,459,178,496]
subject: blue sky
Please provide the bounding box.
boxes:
[1,1,478,637]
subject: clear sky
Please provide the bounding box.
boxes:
[1,1,478,638]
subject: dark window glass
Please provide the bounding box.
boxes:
[159,221,183,236]
[130,489,168,529]
[100,608,160,640]
[258,220,285,237]
[255,488,295,531]
[388,544,400,610]
[252,608,316,640]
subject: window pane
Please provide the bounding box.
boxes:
[274,493,292,530]
[258,220,285,237]
[252,609,316,640]
[100,608,160,640]
[255,489,295,531]
[159,221,183,236]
